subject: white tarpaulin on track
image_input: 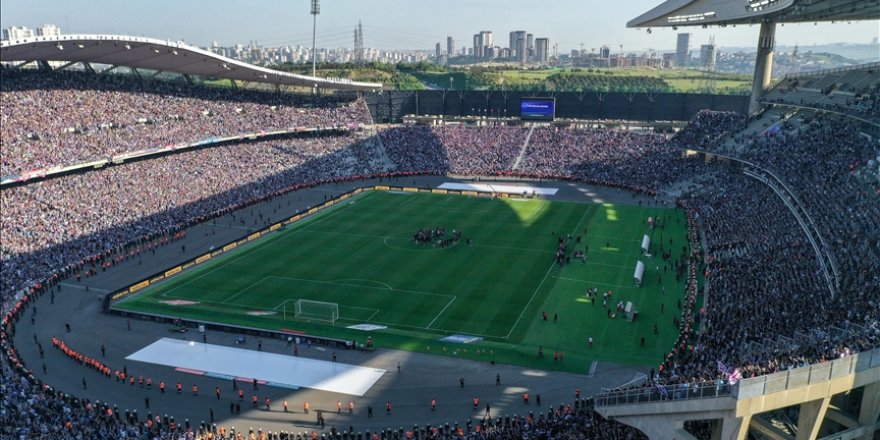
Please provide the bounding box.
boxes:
[438,182,558,196]
[127,338,385,396]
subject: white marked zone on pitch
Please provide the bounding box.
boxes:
[272,299,381,322]
[226,276,458,329]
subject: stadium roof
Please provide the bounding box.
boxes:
[628,0,880,28]
[0,34,382,91]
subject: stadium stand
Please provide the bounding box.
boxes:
[0,69,372,176]
[2,66,879,439]
[760,62,880,121]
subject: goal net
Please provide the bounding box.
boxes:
[293,299,339,323]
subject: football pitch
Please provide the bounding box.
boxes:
[115,190,691,372]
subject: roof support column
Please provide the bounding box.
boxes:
[796,397,830,440]
[858,382,880,440]
[749,20,776,114]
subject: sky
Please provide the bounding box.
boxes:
[2,0,878,53]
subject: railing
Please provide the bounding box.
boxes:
[743,167,839,296]
[595,380,732,407]
[595,347,880,408]
[782,61,880,80]
[734,346,880,399]
[684,148,839,299]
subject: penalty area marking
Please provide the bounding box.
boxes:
[334,279,393,290]
[426,296,457,329]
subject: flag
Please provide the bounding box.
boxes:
[728,368,742,385]
[716,360,730,376]
[656,384,669,399]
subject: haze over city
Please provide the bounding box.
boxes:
[2,0,878,53]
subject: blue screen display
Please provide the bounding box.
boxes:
[520,98,556,121]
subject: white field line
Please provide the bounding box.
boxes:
[267,276,455,300]
[158,199,361,298]
[426,296,457,329]
[221,276,270,304]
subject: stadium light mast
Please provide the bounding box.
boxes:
[310,0,320,79]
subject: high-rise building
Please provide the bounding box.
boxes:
[509,31,527,58]
[599,45,611,59]
[36,24,61,37]
[526,33,534,58]
[700,39,717,72]
[473,34,483,58]
[676,33,691,68]
[479,31,493,58]
[516,36,527,65]
[2,26,35,41]
[436,42,442,59]
[535,38,549,63]
[447,36,455,59]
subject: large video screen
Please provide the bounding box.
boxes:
[520,98,556,121]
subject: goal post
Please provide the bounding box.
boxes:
[294,299,339,323]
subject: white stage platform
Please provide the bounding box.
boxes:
[438,182,558,196]
[126,338,385,396]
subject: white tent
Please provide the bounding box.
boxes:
[634,261,646,287]
[641,234,651,254]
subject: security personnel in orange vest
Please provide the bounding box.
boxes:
[336,401,342,413]
[303,402,309,414]
[192,384,198,396]
[159,381,165,393]
[283,400,289,412]
[348,401,354,415]
[431,399,436,411]
[176,382,182,394]
[252,395,258,407]
[238,389,244,400]
[473,397,479,410]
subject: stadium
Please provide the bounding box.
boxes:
[1,0,879,439]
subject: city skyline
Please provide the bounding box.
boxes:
[1,0,877,55]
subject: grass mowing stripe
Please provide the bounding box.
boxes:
[503,203,594,339]
[115,190,692,372]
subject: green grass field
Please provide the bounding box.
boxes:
[115,190,690,372]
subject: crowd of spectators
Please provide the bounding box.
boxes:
[379,126,528,175]
[0,131,392,300]
[1,68,878,438]
[1,69,372,176]
[667,110,745,150]
[517,127,710,191]
[601,111,879,400]
[737,115,880,300]
[380,125,710,195]
[674,172,865,380]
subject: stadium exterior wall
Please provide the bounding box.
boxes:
[364,91,749,123]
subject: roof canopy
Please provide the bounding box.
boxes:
[0,34,382,91]
[628,0,879,28]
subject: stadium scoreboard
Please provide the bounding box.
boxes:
[520,98,556,121]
